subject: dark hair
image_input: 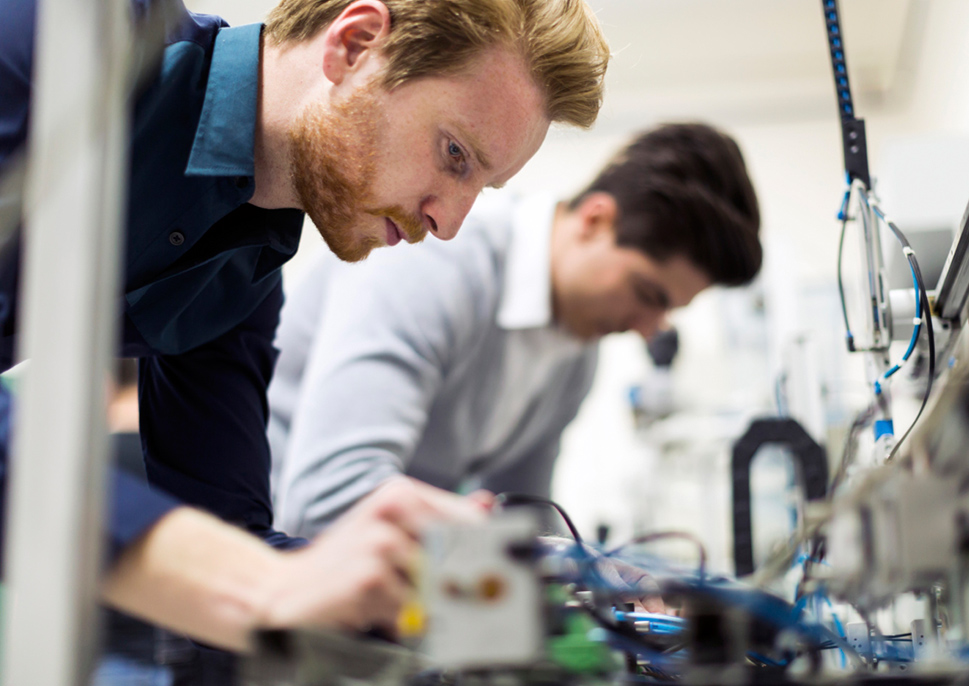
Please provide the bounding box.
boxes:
[569,123,762,286]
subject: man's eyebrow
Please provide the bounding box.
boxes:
[454,124,493,172]
[634,278,671,308]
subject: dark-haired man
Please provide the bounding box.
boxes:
[270,123,762,534]
[0,0,609,653]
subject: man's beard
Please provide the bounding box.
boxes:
[289,83,425,263]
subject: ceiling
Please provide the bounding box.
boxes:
[185,0,919,128]
[593,0,917,128]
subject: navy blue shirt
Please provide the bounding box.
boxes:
[0,0,307,557]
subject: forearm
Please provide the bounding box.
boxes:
[101,506,283,653]
[102,479,492,652]
[277,451,402,535]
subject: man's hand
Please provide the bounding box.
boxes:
[259,476,491,636]
[603,558,677,615]
[537,536,677,616]
[103,477,491,652]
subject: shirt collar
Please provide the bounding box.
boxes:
[496,194,558,330]
[185,23,262,177]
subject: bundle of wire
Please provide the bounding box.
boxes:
[497,493,863,678]
[835,183,936,463]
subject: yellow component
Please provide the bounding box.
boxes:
[399,548,426,637]
[398,599,426,637]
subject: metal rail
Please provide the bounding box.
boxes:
[0,0,131,682]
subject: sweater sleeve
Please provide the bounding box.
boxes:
[274,228,500,537]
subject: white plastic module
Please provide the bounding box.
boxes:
[423,511,544,669]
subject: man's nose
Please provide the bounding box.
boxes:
[420,188,478,241]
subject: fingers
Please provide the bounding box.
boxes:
[364,477,488,538]
[264,512,421,635]
[610,559,659,594]
[345,558,412,635]
[265,479,489,637]
[637,595,667,614]
[631,594,680,616]
[591,557,679,616]
[466,489,496,512]
[356,517,420,584]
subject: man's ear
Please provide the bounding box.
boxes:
[321,0,391,85]
[576,192,619,242]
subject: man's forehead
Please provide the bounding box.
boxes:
[434,49,549,183]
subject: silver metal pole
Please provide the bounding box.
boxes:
[1,0,131,682]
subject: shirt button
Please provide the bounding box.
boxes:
[168,231,185,246]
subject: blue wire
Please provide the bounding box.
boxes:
[820,593,847,668]
[793,595,809,618]
[837,185,851,221]
[881,261,922,384]
[613,611,685,635]
[837,183,857,347]
[859,195,924,398]
[748,650,787,667]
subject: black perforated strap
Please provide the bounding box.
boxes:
[822,0,871,189]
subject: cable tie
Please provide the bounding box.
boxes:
[902,246,914,257]
[912,317,922,326]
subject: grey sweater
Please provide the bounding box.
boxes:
[269,194,598,538]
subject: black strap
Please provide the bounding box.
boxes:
[823,0,871,189]
[731,418,828,577]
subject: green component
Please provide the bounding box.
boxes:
[547,612,613,674]
[545,583,571,606]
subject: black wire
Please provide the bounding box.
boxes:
[829,403,876,494]
[885,259,934,462]
[837,206,855,350]
[494,492,584,543]
[799,534,827,579]
[880,216,935,463]
[835,188,883,353]
[493,493,690,665]
[639,664,678,682]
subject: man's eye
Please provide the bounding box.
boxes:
[636,290,665,309]
[446,140,469,176]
